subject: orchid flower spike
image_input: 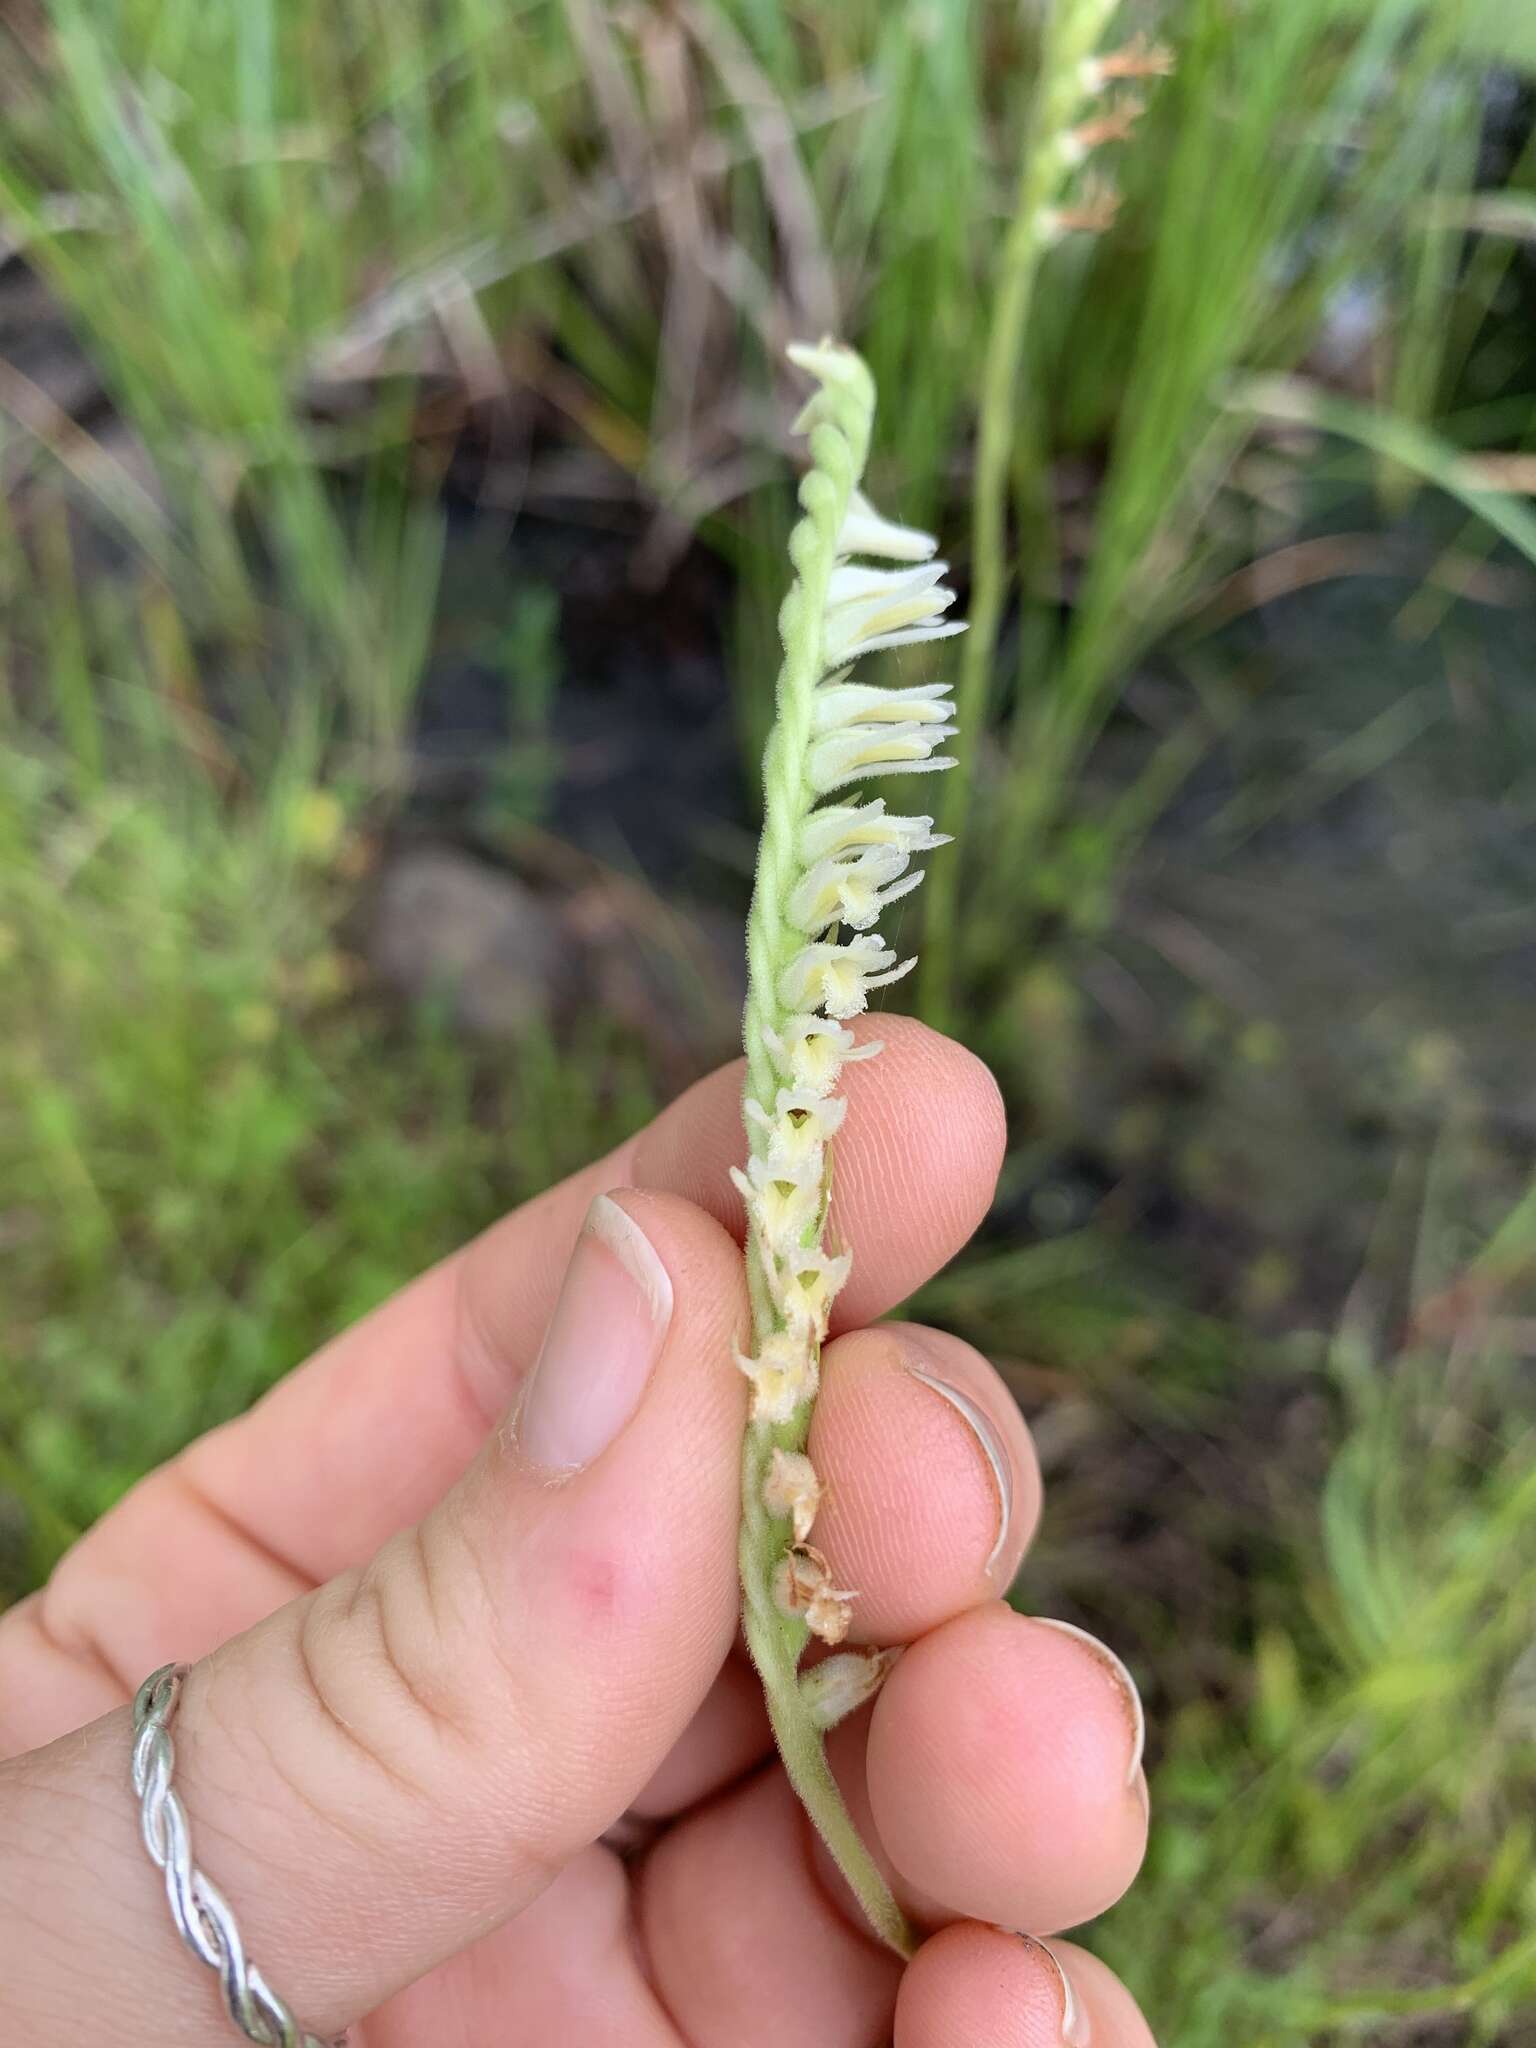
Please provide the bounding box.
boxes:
[733,339,965,1960]
[738,339,962,1433]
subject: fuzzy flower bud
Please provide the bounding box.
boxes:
[811,678,953,734]
[833,486,938,563]
[746,1087,848,1175]
[730,1153,823,1248]
[773,1544,857,1646]
[788,844,925,936]
[799,1647,903,1731]
[798,799,950,867]
[1042,178,1122,242]
[763,1448,823,1542]
[1061,96,1145,165]
[737,1331,819,1424]
[777,1246,853,1343]
[807,718,958,797]
[820,562,963,668]
[1081,33,1174,88]
[778,934,917,1020]
[765,1014,883,1097]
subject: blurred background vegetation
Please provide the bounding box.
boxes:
[3,0,1536,2039]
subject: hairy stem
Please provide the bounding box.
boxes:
[739,1418,914,1955]
[736,350,915,1956]
[735,340,962,1953]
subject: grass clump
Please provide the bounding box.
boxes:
[0,709,652,1597]
[1103,1326,1536,2043]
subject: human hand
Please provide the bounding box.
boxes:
[0,1019,1153,2046]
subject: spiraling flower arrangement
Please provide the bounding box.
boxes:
[735,339,963,1955]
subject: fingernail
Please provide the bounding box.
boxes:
[903,1346,1014,1575]
[518,1193,673,1472]
[1033,1617,1146,1788]
[1025,1936,1091,2046]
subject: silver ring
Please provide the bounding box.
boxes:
[131,1664,347,2048]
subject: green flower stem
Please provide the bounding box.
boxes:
[737,351,915,1958]
[739,1421,914,1956]
[921,0,1119,1029]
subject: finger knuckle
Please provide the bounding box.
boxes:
[284,1506,518,1817]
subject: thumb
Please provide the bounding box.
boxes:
[0,1190,750,2043]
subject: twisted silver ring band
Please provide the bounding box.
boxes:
[131,1664,347,2048]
